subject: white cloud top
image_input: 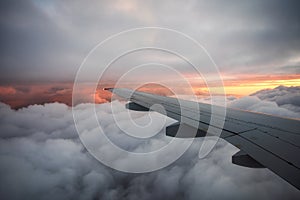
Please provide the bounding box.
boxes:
[0,86,299,199]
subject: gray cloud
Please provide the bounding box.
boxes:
[0,0,300,84]
[250,85,300,114]
[1,87,300,200]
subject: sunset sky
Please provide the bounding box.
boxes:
[1,1,300,199]
[0,0,300,108]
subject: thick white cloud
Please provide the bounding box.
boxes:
[250,85,300,114]
[228,96,300,119]
[0,87,300,200]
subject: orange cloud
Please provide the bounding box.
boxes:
[0,86,16,95]
[1,73,299,109]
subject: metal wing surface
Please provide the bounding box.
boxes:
[105,88,300,190]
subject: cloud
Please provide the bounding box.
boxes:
[1,87,300,200]
[228,96,300,119]
[193,86,300,119]
[250,85,300,114]
[1,0,300,84]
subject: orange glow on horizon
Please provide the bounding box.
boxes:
[0,74,299,108]
[222,78,300,96]
[189,74,300,96]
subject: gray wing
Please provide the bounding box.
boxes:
[105,88,300,190]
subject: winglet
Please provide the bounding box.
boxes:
[103,87,114,91]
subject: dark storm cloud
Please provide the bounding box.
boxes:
[0,87,300,200]
[0,0,300,84]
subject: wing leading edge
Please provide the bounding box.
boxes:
[105,88,300,190]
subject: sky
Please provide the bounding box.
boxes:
[0,0,300,108]
[1,1,300,199]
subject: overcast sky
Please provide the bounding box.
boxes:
[1,0,300,84]
[1,2,300,198]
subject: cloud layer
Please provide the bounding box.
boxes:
[1,0,300,83]
[250,85,300,114]
[1,86,300,200]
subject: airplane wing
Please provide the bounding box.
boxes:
[105,88,300,190]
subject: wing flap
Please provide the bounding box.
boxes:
[226,134,300,189]
[240,130,300,168]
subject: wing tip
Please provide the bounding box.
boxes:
[103,87,114,91]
